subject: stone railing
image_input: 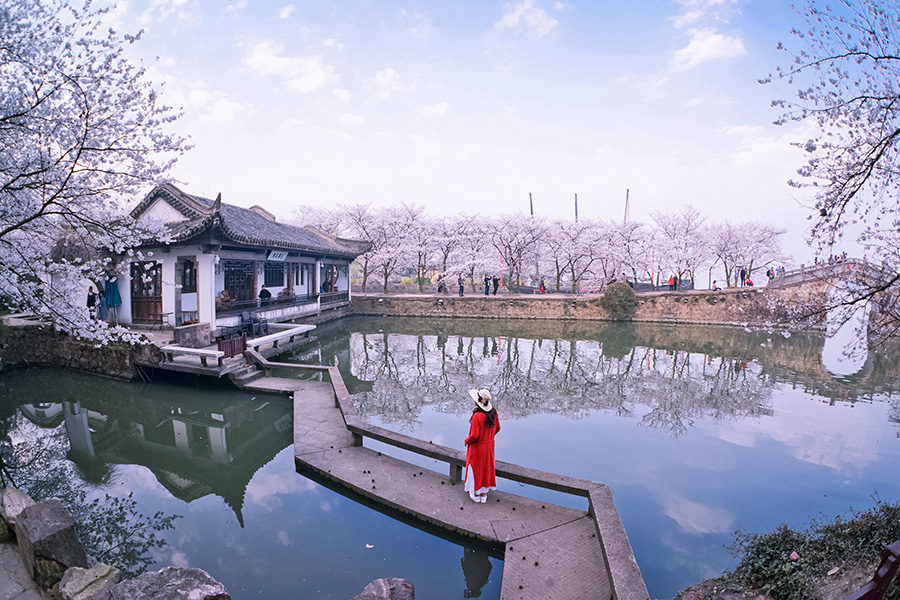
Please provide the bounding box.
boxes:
[0,486,230,600]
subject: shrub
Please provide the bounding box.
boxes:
[600,282,638,320]
[728,499,900,600]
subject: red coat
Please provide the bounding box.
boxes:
[464,411,501,492]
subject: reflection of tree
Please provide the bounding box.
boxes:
[338,325,782,438]
[316,317,900,436]
[0,413,178,577]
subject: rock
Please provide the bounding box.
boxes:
[827,566,840,576]
[60,563,123,600]
[15,499,88,587]
[0,487,36,542]
[109,566,229,600]
[351,577,415,600]
[789,551,800,561]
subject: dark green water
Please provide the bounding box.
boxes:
[1,316,898,599]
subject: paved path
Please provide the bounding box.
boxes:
[0,543,44,600]
[290,380,613,600]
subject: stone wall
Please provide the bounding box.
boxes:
[0,324,157,379]
[350,283,829,330]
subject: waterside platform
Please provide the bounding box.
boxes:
[241,350,649,600]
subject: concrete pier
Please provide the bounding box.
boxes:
[241,351,648,600]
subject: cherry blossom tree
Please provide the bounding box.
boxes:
[651,205,711,288]
[0,0,187,338]
[765,1,900,339]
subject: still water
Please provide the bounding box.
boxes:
[1,316,898,599]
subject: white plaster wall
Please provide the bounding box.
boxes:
[198,253,215,325]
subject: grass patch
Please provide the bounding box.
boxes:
[726,499,900,600]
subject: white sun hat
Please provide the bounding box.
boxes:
[468,388,493,412]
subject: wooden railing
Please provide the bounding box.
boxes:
[244,349,650,600]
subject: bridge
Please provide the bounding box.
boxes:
[240,349,650,600]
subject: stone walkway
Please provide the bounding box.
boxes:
[0,543,44,600]
[290,380,614,600]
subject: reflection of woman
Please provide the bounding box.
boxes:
[464,388,500,503]
[461,547,492,598]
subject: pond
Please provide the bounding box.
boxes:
[1,316,898,599]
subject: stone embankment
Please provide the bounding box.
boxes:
[352,283,829,330]
[0,486,230,600]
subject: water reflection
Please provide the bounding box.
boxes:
[461,548,492,598]
[295,318,900,440]
[1,372,292,526]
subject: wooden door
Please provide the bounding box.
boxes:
[131,262,162,323]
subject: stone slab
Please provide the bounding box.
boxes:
[0,488,36,542]
[0,542,44,600]
[60,563,123,600]
[109,566,229,600]
[500,516,612,600]
[15,500,87,588]
[297,445,586,544]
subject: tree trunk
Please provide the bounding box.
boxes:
[383,271,389,294]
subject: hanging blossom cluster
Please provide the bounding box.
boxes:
[0,0,188,341]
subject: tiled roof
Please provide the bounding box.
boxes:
[133,183,371,258]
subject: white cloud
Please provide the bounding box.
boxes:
[332,88,352,102]
[200,97,245,124]
[170,551,190,568]
[244,41,337,93]
[662,495,734,534]
[375,68,401,98]
[671,9,703,28]
[415,102,448,116]
[339,113,365,125]
[494,0,559,37]
[278,4,295,19]
[226,0,248,14]
[399,8,434,38]
[323,38,344,50]
[722,125,761,137]
[553,1,565,9]
[277,530,290,545]
[671,28,746,71]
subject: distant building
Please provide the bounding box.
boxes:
[116,183,370,332]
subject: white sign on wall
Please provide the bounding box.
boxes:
[267,251,288,261]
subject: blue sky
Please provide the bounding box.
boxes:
[106,0,823,261]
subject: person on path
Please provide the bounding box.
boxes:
[86,286,97,319]
[258,285,272,306]
[539,276,545,294]
[464,388,500,504]
[483,274,490,296]
[491,275,499,295]
[667,275,675,291]
[740,267,747,287]
[458,275,464,297]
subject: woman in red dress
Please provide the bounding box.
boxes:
[464,388,500,503]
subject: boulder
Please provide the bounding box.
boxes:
[15,499,88,587]
[351,578,415,600]
[60,563,123,600]
[109,566,229,600]
[0,487,36,542]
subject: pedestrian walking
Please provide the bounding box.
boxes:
[539,276,545,293]
[458,275,464,297]
[483,274,490,296]
[86,286,97,319]
[667,275,674,291]
[491,275,500,295]
[464,388,500,504]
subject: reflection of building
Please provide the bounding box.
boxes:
[19,395,293,526]
[113,183,370,330]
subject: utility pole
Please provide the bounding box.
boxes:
[574,193,578,222]
[531,193,539,284]
[624,188,630,223]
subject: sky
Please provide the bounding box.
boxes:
[103,0,825,263]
